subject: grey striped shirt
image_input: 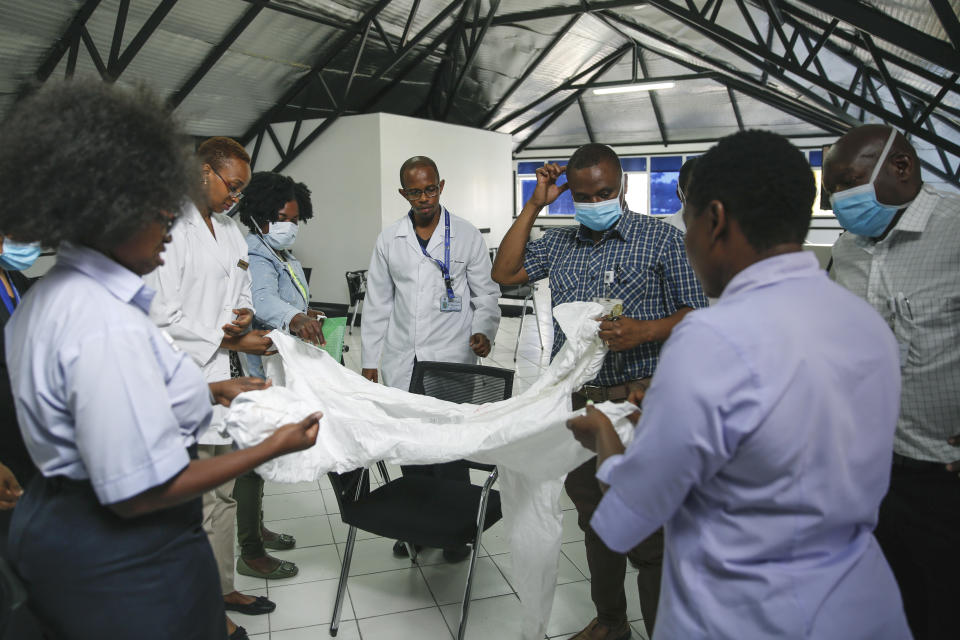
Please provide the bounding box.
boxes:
[831,184,960,462]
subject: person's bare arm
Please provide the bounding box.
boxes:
[492,163,568,285]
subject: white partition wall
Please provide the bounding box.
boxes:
[248,113,513,306]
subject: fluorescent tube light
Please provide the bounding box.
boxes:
[593,81,676,95]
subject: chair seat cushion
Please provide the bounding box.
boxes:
[341,476,502,550]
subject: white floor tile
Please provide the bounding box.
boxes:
[267,578,353,631]
[559,491,575,511]
[263,514,334,548]
[263,480,321,496]
[262,491,325,521]
[227,587,270,635]
[338,536,420,576]
[357,607,454,640]
[560,509,585,543]
[328,516,382,543]
[491,550,585,590]
[623,572,646,623]
[233,569,268,593]
[560,542,589,580]
[347,567,436,618]
[270,544,343,585]
[270,620,361,639]
[478,519,510,556]
[438,593,526,640]
[420,556,513,605]
[545,580,596,638]
[631,620,651,640]
[321,489,341,514]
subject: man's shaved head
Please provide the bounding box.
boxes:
[822,124,921,206]
[400,156,440,187]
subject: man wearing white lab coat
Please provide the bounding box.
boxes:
[361,156,501,393]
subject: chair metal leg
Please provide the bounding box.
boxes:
[530,292,544,350]
[457,467,498,640]
[514,299,528,361]
[376,460,391,483]
[330,524,356,637]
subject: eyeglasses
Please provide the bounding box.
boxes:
[210,166,245,201]
[400,184,441,200]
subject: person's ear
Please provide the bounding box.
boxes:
[890,152,913,184]
[438,179,445,195]
[707,200,727,246]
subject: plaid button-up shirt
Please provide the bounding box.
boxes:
[523,210,708,386]
[832,184,960,462]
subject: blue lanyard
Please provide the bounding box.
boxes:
[0,273,20,315]
[416,209,455,299]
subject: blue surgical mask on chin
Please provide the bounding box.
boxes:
[830,128,907,238]
[0,239,42,271]
[574,181,624,231]
[265,221,298,250]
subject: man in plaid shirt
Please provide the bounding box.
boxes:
[493,143,707,640]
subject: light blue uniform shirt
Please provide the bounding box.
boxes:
[244,233,311,378]
[592,252,911,639]
[5,243,212,505]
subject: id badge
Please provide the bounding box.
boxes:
[593,296,623,318]
[440,295,463,312]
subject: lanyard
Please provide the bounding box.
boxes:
[0,272,20,315]
[284,260,308,304]
[417,209,455,300]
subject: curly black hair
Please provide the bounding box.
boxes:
[686,130,814,251]
[237,171,314,235]
[0,79,194,249]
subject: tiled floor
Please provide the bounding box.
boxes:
[239,297,649,639]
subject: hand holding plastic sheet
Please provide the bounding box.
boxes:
[223,302,639,639]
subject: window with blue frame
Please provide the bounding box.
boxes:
[649,156,682,215]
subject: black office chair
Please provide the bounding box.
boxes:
[344,270,367,335]
[327,361,514,639]
[499,283,544,360]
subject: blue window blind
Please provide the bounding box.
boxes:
[809,150,823,167]
[650,155,683,171]
[521,179,537,205]
[517,161,541,174]
[621,157,647,171]
[650,170,680,215]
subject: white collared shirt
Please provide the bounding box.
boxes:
[832,183,960,462]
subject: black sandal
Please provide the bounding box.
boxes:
[224,595,277,616]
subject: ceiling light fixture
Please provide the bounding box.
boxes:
[593,81,676,95]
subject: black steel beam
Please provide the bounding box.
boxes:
[799,17,837,70]
[265,125,286,161]
[107,0,130,73]
[571,72,712,89]
[929,0,960,52]
[239,0,394,145]
[515,102,575,154]
[520,131,832,151]
[637,50,668,145]
[443,0,500,120]
[634,0,960,158]
[238,0,343,29]
[490,44,632,131]
[372,17,395,55]
[421,0,473,119]
[35,0,103,81]
[400,0,421,47]
[727,87,744,130]
[796,0,960,74]
[733,0,766,49]
[343,20,373,104]
[168,1,267,109]
[65,34,81,78]
[479,14,579,128]
[859,31,911,122]
[578,96,596,143]
[916,73,958,129]
[482,0,648,26]
[80,27,108,79]
[112,0,179,78]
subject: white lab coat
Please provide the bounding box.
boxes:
[361,208,501,392]
[143,201,253,444]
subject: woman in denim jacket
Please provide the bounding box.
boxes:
[232,172,325,580]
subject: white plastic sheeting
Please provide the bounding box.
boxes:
[224,301,638,639]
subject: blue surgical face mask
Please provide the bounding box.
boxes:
[574,179,624,231]
[0,239,42,271]
[265,221,298,250]
[830,128,907,238]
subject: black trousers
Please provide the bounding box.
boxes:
[874,462,960,640]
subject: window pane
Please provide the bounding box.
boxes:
[650,171,680,215]
[624,172,648,215]
[621,157,647,172]
[650,155,683,172]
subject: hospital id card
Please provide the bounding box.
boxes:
[440,294,462,312]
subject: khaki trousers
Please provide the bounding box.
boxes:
[198,444,237,595]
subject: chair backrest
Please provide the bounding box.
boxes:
[344,270,367,305]
[498,283,533,300]
[409,361,514,404]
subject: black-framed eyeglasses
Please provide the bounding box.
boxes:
[211,166,245,201]
[401,184,440,200]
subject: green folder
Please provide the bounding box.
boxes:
[318,316,347,362]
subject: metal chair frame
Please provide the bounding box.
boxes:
[344,270,367,335]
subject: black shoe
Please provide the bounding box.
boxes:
[392,540,424,557]
[224,595,277,615]
[228,626,249,640]
[442,544,471,563]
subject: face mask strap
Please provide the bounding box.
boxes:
[868,128,898,185]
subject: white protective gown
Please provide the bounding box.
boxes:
[361,208,501,392]
[143,201,253,444]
